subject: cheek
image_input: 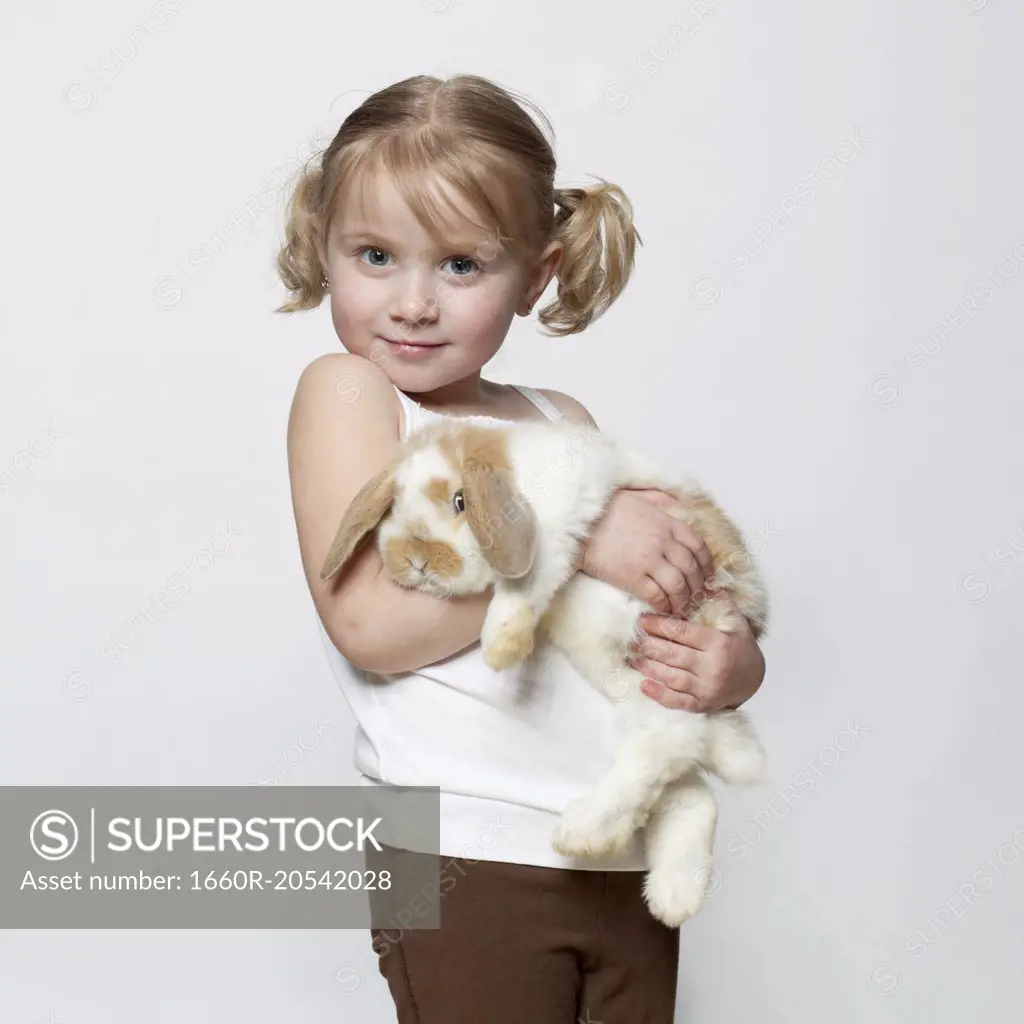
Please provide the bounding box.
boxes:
[447,282,516,338]
[381,535,409,574]
[331,277,379,334]
[428,541,464,578]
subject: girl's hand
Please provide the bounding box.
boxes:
[627,593,765,711]
[579,488,715,617]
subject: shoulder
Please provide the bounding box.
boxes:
[289,353,401,436]
[535,388,600,430]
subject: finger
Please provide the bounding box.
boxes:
[645,561,691,618]
[637,575,672,615]
[670,521,715,581]
[633,655,705,696]
[629,636,700,674]
[631,491,715,582]
[632,655,706,699]
[639,613,714,651]
[663,543,706,611]
[640,678,703,712]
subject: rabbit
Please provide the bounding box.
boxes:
[320,417,769,927]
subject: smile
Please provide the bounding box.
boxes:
[382,338,446,356]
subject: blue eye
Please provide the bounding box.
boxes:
[358,247,391,267]
[444,257,480,277]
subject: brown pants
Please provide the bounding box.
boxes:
[366,844,679,1023]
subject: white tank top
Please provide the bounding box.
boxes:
[316,383,646,870]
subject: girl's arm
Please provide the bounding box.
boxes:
[288,354,494,675]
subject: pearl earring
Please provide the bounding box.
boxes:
[321,276,329,289]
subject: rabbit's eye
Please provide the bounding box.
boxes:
[452,489,466,514]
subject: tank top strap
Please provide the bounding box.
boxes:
[391,383,427,439]
[509,384,566,424]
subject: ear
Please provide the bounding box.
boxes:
[462,461,538,579]
[519,239,563,316]
[320,467,396,580]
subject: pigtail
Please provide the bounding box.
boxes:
[538,180,642,337]
[275,158,329,314]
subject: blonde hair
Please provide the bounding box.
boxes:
[274,74,641,337]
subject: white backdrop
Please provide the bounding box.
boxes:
[2,0,1022,1020]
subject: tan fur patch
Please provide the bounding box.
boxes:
[383,536,464,585]
[461,425,512,471]
[426,477,450,508]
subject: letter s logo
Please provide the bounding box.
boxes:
[31,810,79,860]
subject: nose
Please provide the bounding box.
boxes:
[390,273,439,329]
[407,555,428,572]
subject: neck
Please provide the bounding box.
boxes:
[407,372,496,412]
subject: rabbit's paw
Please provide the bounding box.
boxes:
[642,858,712,927]
[552,794,638,858]
[482,605,537,671]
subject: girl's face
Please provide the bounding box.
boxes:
[322,172,541,391]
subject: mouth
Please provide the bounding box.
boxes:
[394,567,452,597]
[381,337,447,352]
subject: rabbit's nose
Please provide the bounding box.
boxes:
[407,555,428,572]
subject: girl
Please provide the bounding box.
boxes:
[280,73,765,1023]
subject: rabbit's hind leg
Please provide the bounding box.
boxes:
[642,771,719,927]
[552,702,704,859]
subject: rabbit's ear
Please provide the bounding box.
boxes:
[458,432,536,577]
[320,467,396,580]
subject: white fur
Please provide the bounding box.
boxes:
[375,420,768,927]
